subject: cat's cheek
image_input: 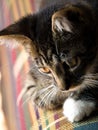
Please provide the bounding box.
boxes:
[63,98,95,122]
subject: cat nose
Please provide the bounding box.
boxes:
[57,77,70,91]
[56,76,67,91]
[52,62,68,91]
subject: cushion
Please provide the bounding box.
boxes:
[0,35,98,130]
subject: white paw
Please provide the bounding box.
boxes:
[63,98,95,122]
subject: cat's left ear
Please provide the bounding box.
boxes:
[52,5,86,34]
[0,35,38,59]
[19,35,39,58]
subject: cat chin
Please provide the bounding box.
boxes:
[63,98,95,122]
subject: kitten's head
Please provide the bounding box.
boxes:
[19,4,97,109]
[52,4,97,86]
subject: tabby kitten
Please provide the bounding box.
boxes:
[1,0,98,122]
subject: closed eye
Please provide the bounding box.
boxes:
[66,57,81,70]
[38,67,51,74]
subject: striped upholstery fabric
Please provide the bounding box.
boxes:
[0,0,36,30]
[0,0,98,130]
[0,36,29,130]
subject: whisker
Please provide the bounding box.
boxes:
[45,87,57,107]
[17,87,28,106]
[39,89,53,107]
[39,85,54,95]
[22,96,31,106]
[85,79,98,83]
[80,73,98,88]
[44,116,66,130]
[84,79,98,87]
[30,90,37,100]
[45,89,55,106]
[82,73,98,79]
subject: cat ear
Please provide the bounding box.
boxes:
[52,15,72,33]
[0,35,38,59]
[19,35,39,58]
[52,5,85,34]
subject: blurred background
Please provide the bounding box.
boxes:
[0,0,43,30]
[0,0,41,130]
[0,0,55,30]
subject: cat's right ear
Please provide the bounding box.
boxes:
[52,5,89,34]
[52,8,73,34]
